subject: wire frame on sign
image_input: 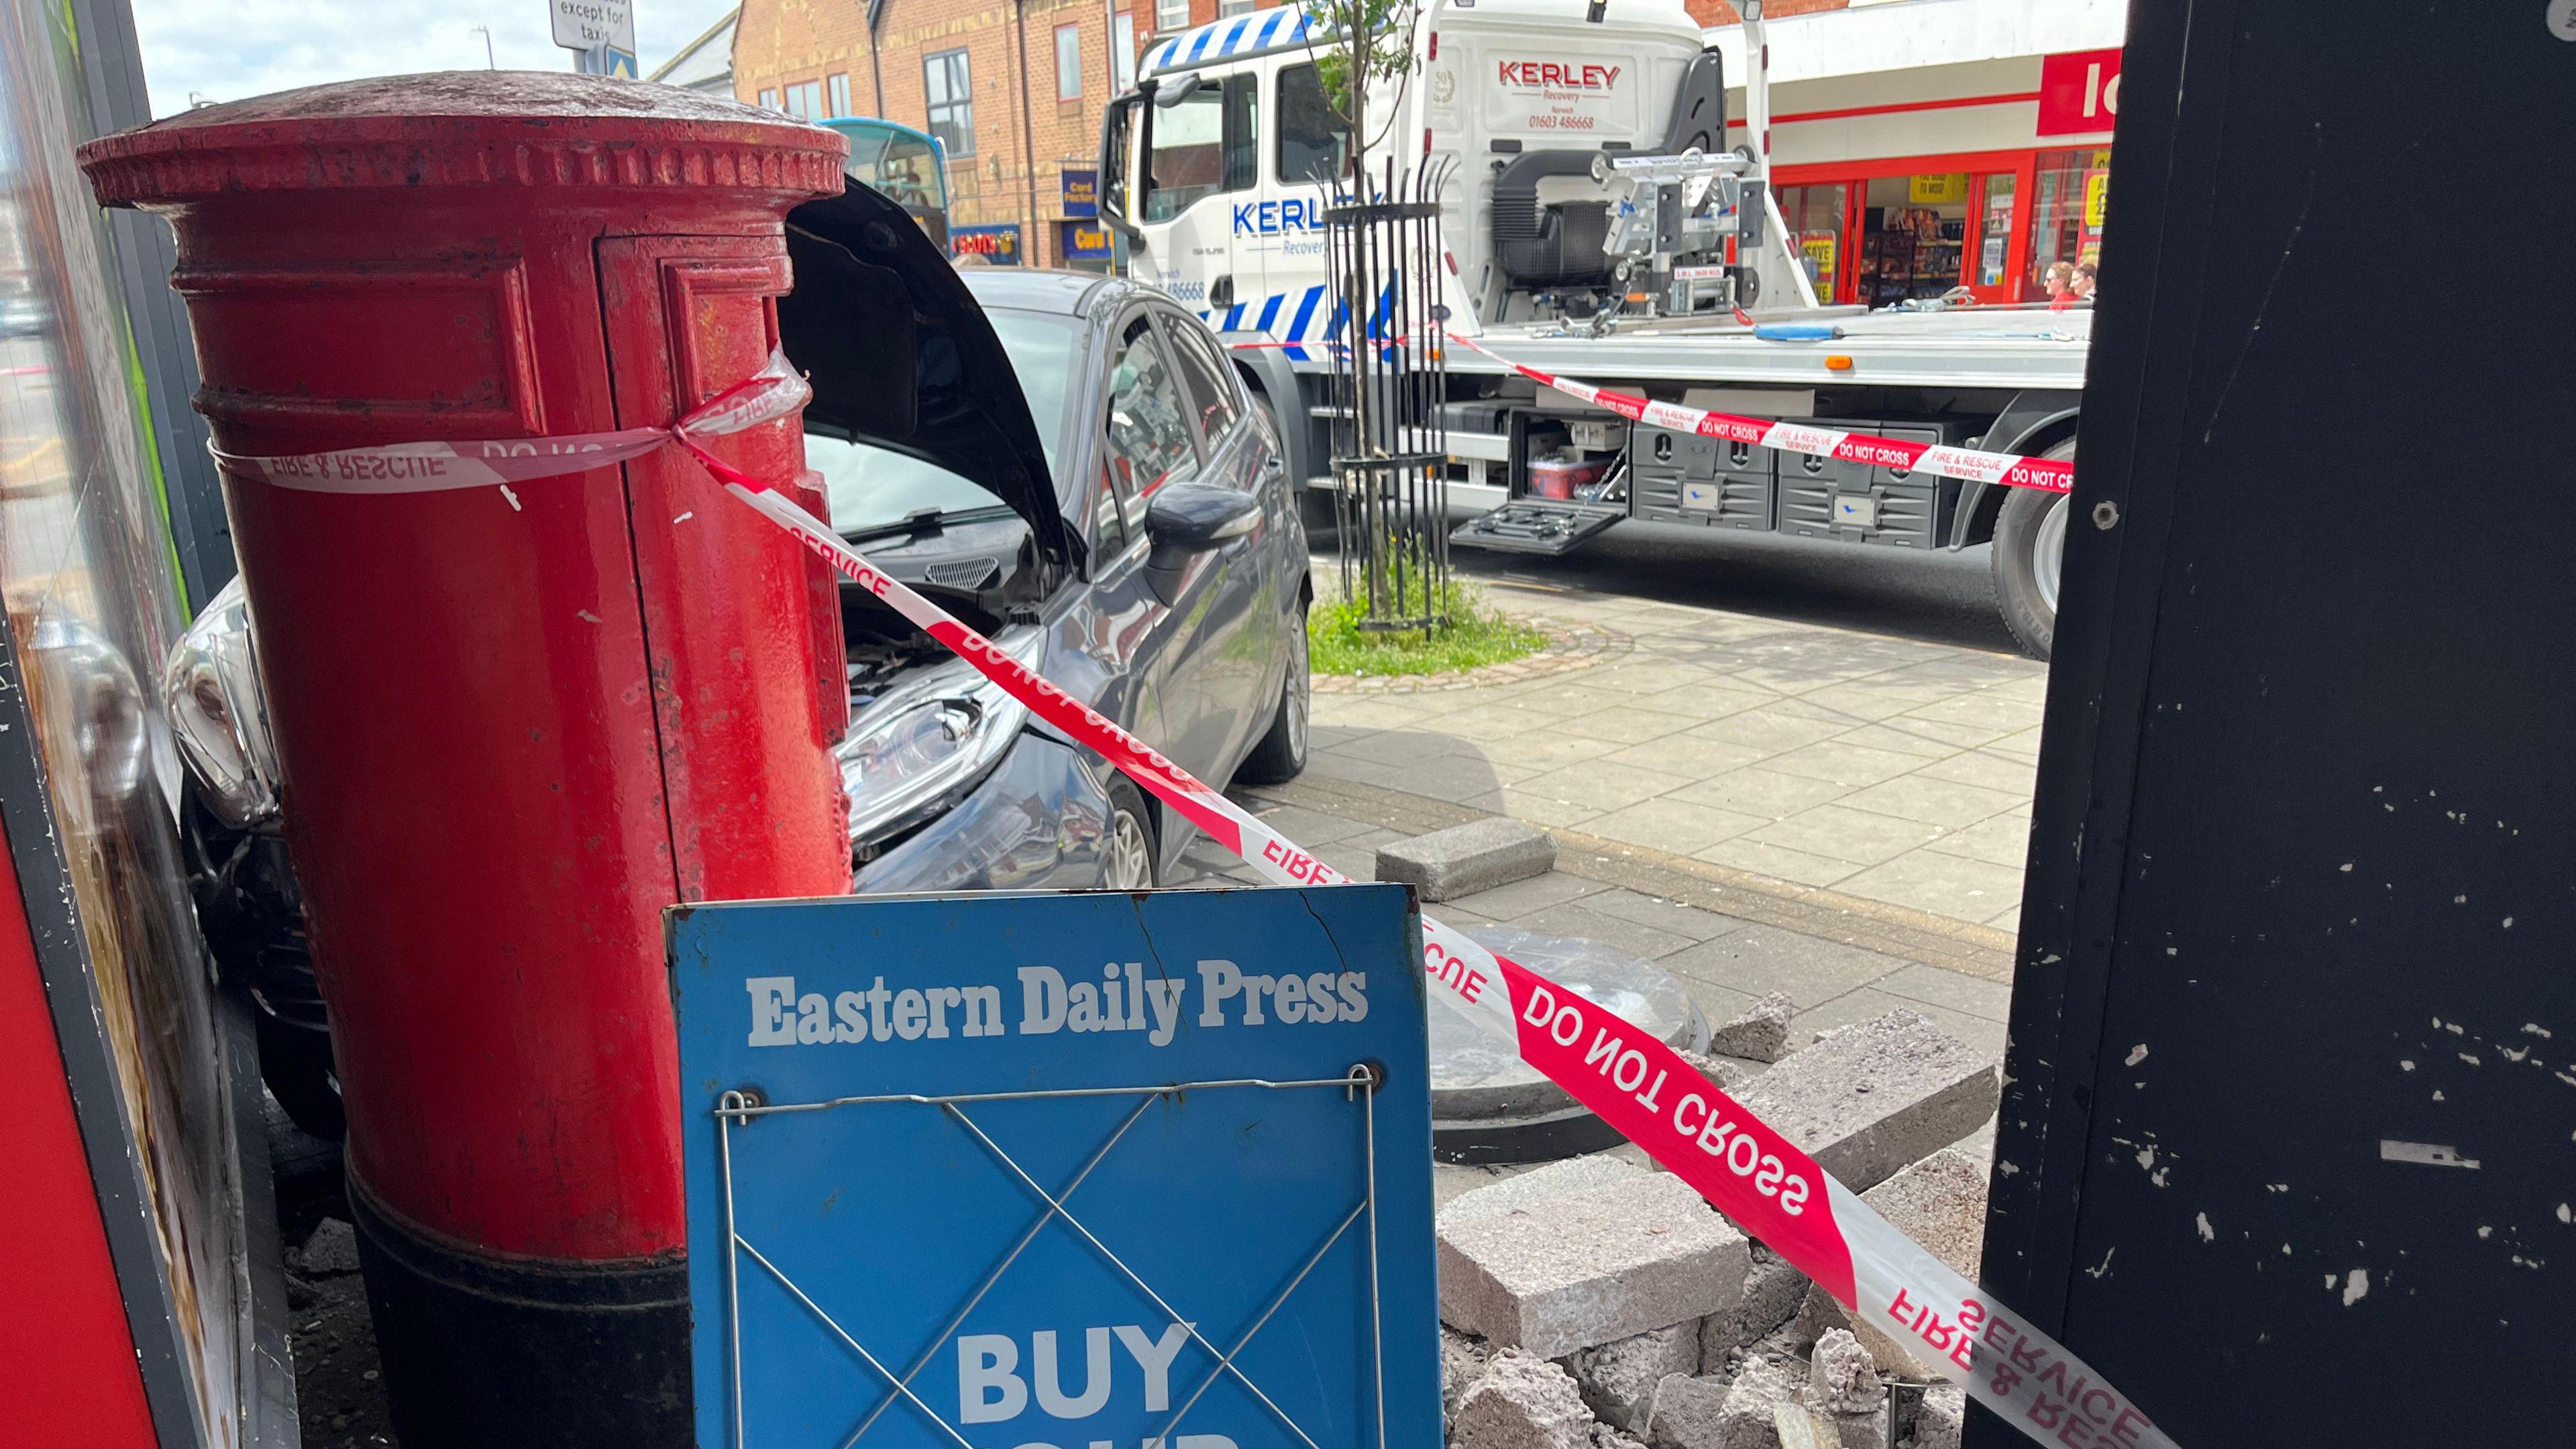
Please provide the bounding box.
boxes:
[710,1069,1390,1449]
[1325,156,1458,638]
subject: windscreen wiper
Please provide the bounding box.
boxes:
[839,504,1017,545]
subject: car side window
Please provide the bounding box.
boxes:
[1159,312,1243,451]
[1102,312,1199,534]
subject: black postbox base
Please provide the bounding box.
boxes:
[348,1170,694,1448]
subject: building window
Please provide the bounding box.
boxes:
[1112,11,1136,91]
[1218,0,1253,13]
[757,88,780,111]
[827,73,852,117]
[1056,23,1082,101]
[2027,148,2110,293]
[782,79,822,120]
[1277,64,1346,186]
[924,49,975,158]
[1155,0,1189,34]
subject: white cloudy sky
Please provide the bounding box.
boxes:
[131,0,741,117]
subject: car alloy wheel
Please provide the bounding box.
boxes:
[1102,803,1155,890]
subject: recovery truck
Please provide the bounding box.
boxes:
[1094,0,2088,657]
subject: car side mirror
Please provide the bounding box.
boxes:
[1140,481,1261,604]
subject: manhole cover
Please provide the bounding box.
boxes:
[1429,925,1707,1164]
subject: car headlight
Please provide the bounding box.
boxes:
[161,575,282,830]
[836,627,1041,848]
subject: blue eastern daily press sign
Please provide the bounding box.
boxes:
[669,887,1440,1449]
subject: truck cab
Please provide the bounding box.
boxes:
[1097,0,1739,339]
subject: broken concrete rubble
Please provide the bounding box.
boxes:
[1453,1349,1598,1449]
[1445,1326,1495,1421]
[1911,1385,1966,1449]
[1566,1320,1702,1430]
[1701,1243,1809,1359]
[1673,1046,1749,1091]
[1705,992,1797,1063]
[1638,1372,1730,1449]
[1794,1148,1989,1375]
[1731,1009,1998,1195]
[1711,1356,1801,1449]
[1802,1330,1884,1415]
[1440,1173,1750,1358]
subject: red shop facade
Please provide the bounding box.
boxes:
[1710,3,2125,309]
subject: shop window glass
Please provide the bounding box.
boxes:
[925,49,975,158]
[1857,173,1968,307]
[1975,172,2015,288]
[1780,182,1848,303]
[2027,148,2110,295]
[1277,64,1346,186]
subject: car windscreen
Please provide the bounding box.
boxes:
[819,306,1081,535]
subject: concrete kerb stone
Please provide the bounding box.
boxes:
[1439,1173,1751,1359]
[1730,1008,1998,1195]
[1453,1349,1599,1449]
[1379,816,1558,902]
[1794,1148,1989,1375]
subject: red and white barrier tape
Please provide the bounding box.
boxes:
[211,352,2167,1449]
[1289,331,2075,494]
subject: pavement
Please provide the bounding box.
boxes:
[1181,561,2049,1063]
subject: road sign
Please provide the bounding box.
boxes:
[669,886,1442,1449]
[552,0,635,56]
[593,45,639,78]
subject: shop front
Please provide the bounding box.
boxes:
[1713,1,2123,309]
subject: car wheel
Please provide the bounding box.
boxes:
[1101,778,1158,890]
[1234,596,1311,786]
[1990,437,2076,661]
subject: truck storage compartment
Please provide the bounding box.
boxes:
[1633,425,1774,531]
[1775,421,1956,547]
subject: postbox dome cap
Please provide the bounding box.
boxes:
[79,71,847,207]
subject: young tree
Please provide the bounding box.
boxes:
[1301,0,1420,191]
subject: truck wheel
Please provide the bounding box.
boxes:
[1989,437,2076,661]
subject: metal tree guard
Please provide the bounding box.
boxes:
[1326,154,1457,639]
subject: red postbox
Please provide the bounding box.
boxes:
[80,76,851,1446]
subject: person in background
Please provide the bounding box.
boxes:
[2071,262,2099,302]
[2043,260,2077,310]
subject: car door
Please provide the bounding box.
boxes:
[1083,303,1209,790]
[1149,304,1281,782]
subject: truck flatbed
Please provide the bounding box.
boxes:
[1451,305,2094,393]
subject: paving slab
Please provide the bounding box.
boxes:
[1378,815,1558,902]
[1440,1173,1752,1358]
[1730,1010,1999,1193]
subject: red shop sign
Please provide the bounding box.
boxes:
[2037,48,2122,137]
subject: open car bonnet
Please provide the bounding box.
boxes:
[778,182,1077,582]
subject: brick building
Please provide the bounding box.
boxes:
[732,0,1854,266]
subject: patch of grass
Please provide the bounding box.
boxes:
[1308,577,1550,678]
